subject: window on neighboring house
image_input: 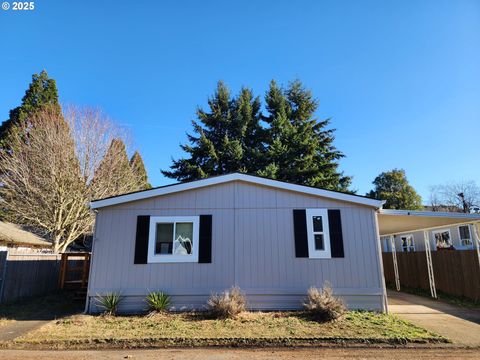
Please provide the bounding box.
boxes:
[148,216,199,263]
[306,209,331,258]
[400,234,415,252]
[381,237,390,252]
[433,229,452,249]
[458,225,473,248]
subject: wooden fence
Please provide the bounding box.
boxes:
[0,251,89,303]
[0,252,62,303]
[382,250,480,301]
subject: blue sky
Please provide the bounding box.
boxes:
[0,0,479,202]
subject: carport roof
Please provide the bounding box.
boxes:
[377,209,480,236]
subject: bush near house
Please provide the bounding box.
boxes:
[303,284,346,322]
[206,286,246,319]
[146,291,171,313]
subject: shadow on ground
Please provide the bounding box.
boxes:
[0,291,84,321]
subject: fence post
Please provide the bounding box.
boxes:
[390,235,400,291]
[0,251,8,303]
[424,230,437,299]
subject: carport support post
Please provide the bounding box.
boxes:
[423,231,437,299]
[472,222,480,271]
[390,235,400,291]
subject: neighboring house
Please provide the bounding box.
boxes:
[87,173,480,314]
[87,173,387,313]
[381,223,475,252]
[0,221,52,253]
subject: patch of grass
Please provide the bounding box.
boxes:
[13,310,446,348]
[0,291,83,323]
[0,317,13,328]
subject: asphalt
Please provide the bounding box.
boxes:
[387,290,480,346]
[0,320,49,342]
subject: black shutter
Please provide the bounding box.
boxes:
[134,215,150,264]
[198,215,212,263]
[293,209,309,258]
[328,209,344,258]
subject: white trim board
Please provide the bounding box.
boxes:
[90,173,385,209]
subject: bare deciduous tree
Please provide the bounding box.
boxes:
[429,181,480,213]
[0,106,145,252]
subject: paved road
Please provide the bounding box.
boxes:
[1,348,479,360]
[0,320,49,342]
[388,290,480,346]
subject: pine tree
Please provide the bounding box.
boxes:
[261,80,351,191]
[367,169,423,210]
[0,70,61,148]
[162,81,264,181]
[162,80,351,192]
[130,151,151,189]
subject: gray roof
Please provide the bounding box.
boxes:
[0,221,51,248]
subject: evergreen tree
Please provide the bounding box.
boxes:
[162,81,264,181]
[162,80,351,192]
[130,151,151,189]
[367,169,423,210]
[261,80,351,191]
[91,139,139,198]
[0,70,61,148]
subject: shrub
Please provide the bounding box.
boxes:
[95,292,123,316]
[207,286,246,319]
[303,284,346,322]
[146,291,171,313]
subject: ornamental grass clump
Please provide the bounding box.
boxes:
[95,292,123,316]
[303,284,346,322]
[207,286,246,319]
[146,291,171,313]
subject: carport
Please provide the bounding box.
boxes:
[377,209,480,299]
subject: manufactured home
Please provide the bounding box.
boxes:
[86,173,480,313]
[381,224,476,253]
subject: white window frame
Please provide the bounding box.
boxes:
[432,228,452,250]
[147,216,199,263]
[306,209,331,259]
[458,225,473,249]
[400,234,415,252]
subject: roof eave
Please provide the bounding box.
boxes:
[90,173,384,209]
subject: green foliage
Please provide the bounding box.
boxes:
[0,70,61,148]
[367,169,423,210]
[130,151,151,189]
[96,292,123,316]
[146,291,171,312]
[261,80,351,191]
[162,80,350,192]
[162,82,264,181]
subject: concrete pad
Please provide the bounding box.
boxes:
[388,290,480,346]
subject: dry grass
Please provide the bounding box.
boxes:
[0,318,14,327]
[207,286,246,319]
[303,285,346,322]
[15,311,443,345]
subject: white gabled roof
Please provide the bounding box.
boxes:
[90,173,384,209]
